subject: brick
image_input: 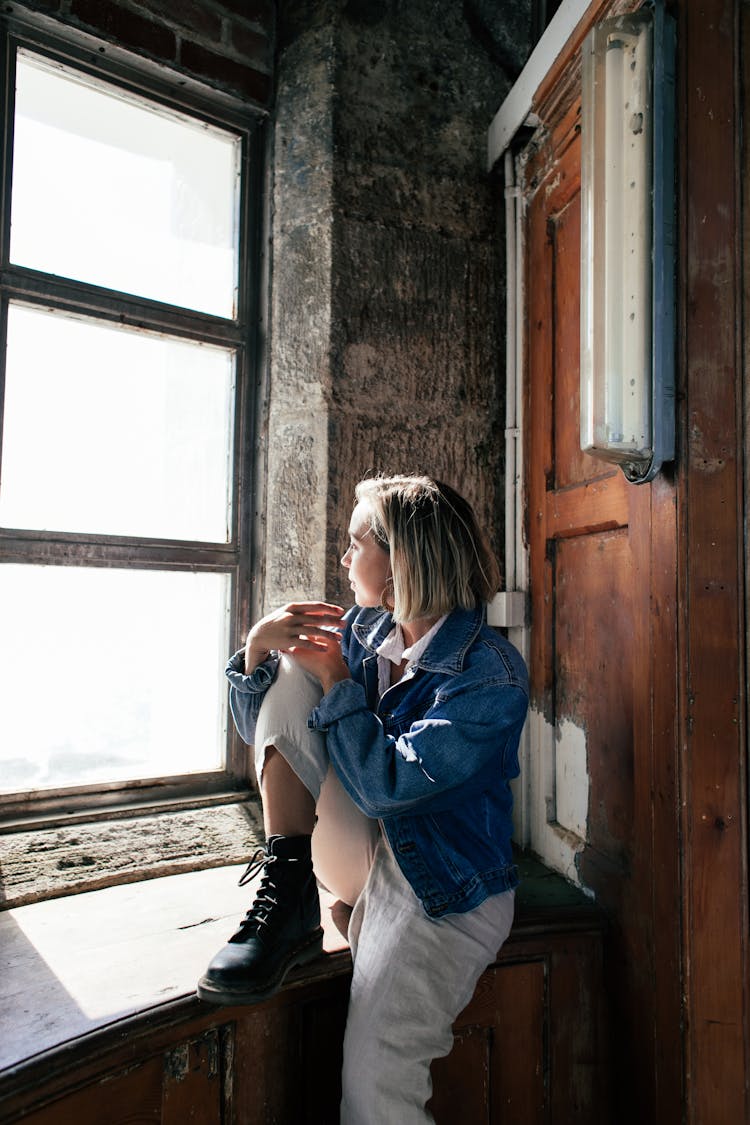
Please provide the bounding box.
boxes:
[70,0,177,61]
[181,40,272,103]
[133,0,223,43]
[219,0,274,25]
[227,21,271,67]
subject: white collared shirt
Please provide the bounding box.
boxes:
[375,615,448,698]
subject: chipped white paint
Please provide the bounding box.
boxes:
[520,706,591,891]
[555,717,589,840]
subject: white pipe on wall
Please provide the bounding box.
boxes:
[498,147,531,848]
[513,153,528,605]
[504,148,518,595]
[487,150,526,633]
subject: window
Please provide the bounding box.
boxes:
[0,27,263,822]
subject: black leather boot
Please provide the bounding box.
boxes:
[197,834,323,1005]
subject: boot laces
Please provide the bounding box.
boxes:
[238,847,268,888]
[230,847,299,942]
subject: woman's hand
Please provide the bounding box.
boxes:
[287,628,351,694]
[244,602,346,673]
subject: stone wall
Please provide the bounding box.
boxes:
[5,0,533,616]
[263,0,531,610]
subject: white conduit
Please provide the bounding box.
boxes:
[489,150,525,631]
[504,148,519,595]
[488,149,526,632]
[504,148,531,847]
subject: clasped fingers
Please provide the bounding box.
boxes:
[244,600,346,670]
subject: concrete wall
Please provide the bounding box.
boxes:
[262,0,531,610]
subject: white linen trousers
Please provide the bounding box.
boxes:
[254,655,515,1125]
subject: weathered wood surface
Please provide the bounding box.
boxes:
[0,803,265,909]
[679,2,749,1121]
[0,857,606,1123]
[523,1,749,1120]
[523,10,682,1117]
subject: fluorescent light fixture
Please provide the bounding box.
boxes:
[580,0,676,484]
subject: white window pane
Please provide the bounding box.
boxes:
[0,304,235,542]
[0,565,230,793]
[10,51,240,318]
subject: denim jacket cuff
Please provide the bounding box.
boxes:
[307,678,367,731]
[225,649,280,693]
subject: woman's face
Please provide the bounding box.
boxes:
[341,500,391,608]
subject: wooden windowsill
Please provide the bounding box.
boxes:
[0,862,353,1077]
[0,849,603,1104]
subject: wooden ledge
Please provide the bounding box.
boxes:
[0,850,604,1111]
[0,864,352,1075]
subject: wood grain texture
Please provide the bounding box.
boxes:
[0,802,265,909]
[162,1031,222,1125]
[0,860,606,1123]
[11,1057,163,1124]
[678,1,749,1121]
[523,13,683,1116]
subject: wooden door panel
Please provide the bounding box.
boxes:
[555,530,634,855]
[162,1032,222,1124]
[430,1025,491,1124]
[17,1058,163,1124]
[521,12,682,1114]
[527,132,635,861]
[489,961,546,1124]
[551,193,599,490]
[431,958,547,1125]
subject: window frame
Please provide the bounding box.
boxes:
[0,15,267,826]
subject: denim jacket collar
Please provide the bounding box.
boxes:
[351,604,486,676]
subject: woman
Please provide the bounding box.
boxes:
[198,474,528,1124]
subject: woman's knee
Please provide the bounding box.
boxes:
[254,656,329,799]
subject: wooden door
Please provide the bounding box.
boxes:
[520,43,681,1122]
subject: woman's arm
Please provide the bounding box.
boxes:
[226,649,281,744]
[308,675,528,818]
[226,601,346,743]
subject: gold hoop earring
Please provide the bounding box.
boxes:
[380,576,395,612]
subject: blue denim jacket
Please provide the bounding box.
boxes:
[226,604,528,918]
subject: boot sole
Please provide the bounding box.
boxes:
[195,927,325,1007]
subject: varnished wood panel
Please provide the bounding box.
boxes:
[556,530,634,856]
[230,974,351,1124]
[523,10,682,1116]
[15,1057,163,1124]
[232,1002,305,1124]
[552,192,598,490]
[489,960,546,1124]
[431,1024,491,1124]
[546,937,607,1122]
[679,1,749,1121]
[437,958,547,1125]
[545,471,628,539]
[162,1032,222,1125]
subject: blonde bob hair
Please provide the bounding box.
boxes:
[354,475,501,623]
